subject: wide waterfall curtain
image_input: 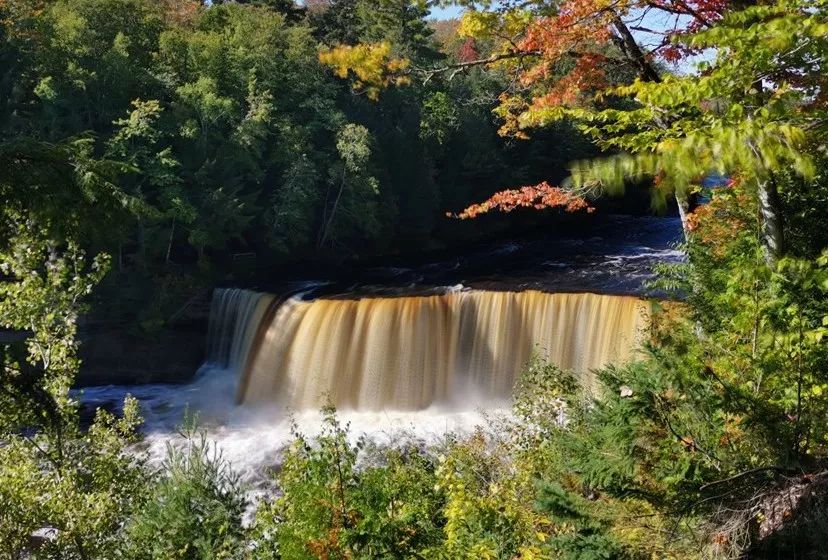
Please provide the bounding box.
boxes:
[203,289,650,411]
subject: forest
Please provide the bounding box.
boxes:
[1,0,610,332]
[0,0,827,558]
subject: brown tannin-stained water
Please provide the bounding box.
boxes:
[204,288,649,411]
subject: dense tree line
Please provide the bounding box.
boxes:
[1,0,595,275]
[1,0,609,327]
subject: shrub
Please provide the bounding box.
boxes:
[123,419,246,560]
[0,397,147,560]
[252,405,443,560]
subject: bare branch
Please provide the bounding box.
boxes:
[699,466,794,492]
[412,49,541,81]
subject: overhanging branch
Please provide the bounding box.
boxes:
[412,49,541,83]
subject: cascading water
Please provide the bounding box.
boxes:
[200,289,276,376]
[203,288,650,411]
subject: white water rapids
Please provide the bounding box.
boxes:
[79,371,498,491]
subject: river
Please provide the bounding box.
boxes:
[77,214,683,491]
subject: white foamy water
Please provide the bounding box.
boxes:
[78,368,499,491]
[75,216,682,510]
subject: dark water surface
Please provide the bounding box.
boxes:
[261,215,685,299]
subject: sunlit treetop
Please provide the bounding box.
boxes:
[318,41,411,99]
[448,0,826,225]
[316,0,824,264]
[321,0,824,184]
[447,0,732,132]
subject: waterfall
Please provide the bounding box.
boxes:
[203,289,650,411]
[201,289,276,376]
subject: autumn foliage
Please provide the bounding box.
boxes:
[449,181,594,219]
[455,0,731,136]
[318,42,410,100]
[685,178,753,257]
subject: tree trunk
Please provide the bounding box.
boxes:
[611,17,662,83]
[137,220,147,272]
[317,169,346,250]
[758,176,784,266]
[675,191,692,241]
[165,217,176,266]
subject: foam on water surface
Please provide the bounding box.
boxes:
[76,216,683,508]
[79,370,500,490]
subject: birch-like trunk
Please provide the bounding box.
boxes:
[675,191,692,242]
[758,176,784,266]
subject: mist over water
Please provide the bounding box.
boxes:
[79,373,497,491]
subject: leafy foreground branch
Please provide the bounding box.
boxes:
[0,225,146,559]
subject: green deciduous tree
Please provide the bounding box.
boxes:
[253,405,444,560]
[0,221,147,559]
